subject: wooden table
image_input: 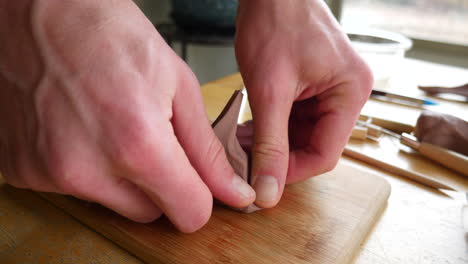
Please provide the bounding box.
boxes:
[1,58,467,263]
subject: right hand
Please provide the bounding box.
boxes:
[235,0,372,208]
[0,0,255,232]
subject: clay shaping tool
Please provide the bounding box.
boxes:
[346,122,463,190]
[387,132,468,178]
[370,89,438,108]
[357,121,468,177]
[419,83,468,98]
[350,126,368,140]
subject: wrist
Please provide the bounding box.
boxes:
[237,0,334,22]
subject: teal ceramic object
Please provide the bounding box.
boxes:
[171,0,238,29]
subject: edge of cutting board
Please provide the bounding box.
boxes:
[37,162,391,264]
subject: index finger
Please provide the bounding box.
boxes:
[109,118,213,233]
[287,82,369,183]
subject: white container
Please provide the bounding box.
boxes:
[346,28,413,89]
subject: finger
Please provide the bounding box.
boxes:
[171,72,255,208]
[44,141,163,223]
[74,175,163,223]
[28,88,163,223]
[107,119,214,233]
[1,140,56,192]
[287,82,368,183]
[247,81,294,208]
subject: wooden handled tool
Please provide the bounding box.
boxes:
[419,83,468,98]
[350,120,388,141]
[355,120,468,178]
[400,133,468,177]
[350,126,368,140]
[356,120,384,138]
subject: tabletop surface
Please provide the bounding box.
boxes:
[0,58,467,263]
[201,59,468,264]
[354,59,468,264]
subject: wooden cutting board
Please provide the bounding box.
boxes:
[39,162,390,264]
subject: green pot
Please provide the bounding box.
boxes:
[171,0,238,30]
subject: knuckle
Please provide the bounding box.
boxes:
[304,146,339,175]
[109,124,155,173]
[47,159,86,196]
[318,155,339,175]
[354,57,374,93]
[322,158,339,173]
[52,172,81,196]
[253,135,288,161]
[343,53,374,105]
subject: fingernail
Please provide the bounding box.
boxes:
[253,176,278,203]
[232,174,255,199]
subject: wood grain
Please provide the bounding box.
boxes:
[0,178,143,264]
[343,147,455,191]
[0,59,467,263]
[39,163,390,264]
[345,135,468,192]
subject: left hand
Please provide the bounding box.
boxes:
[0,0,255,232]
[235,0,373,208]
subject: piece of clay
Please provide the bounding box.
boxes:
[414,110,468,156]
[212,90,261,213]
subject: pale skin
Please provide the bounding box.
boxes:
[0,0,372,232]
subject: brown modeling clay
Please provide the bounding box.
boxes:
[414,111,468,156]
[211,90,261,213]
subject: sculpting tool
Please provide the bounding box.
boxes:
[419,83,468,98]
[350,126,368,140]
[385,132,468,177]
[371,89,438,108]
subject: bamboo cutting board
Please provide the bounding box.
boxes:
[39,162,390,264]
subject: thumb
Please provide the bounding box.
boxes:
[171,70,256,208]
[248,86,293,208]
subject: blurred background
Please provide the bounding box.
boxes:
[134,0,468,84]
[134,0,238,84]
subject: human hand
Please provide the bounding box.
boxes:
[0,0,254,232]
[235,0,373,208]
